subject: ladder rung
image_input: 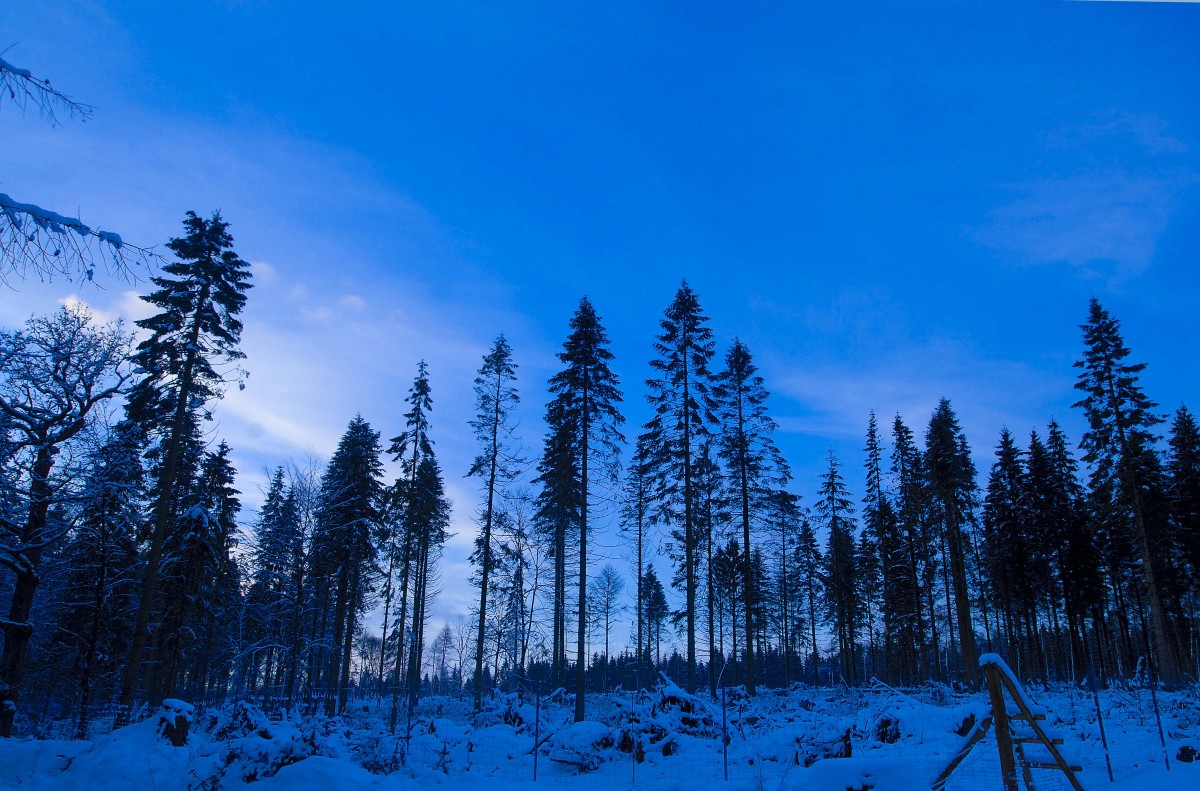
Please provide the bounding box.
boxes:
[1014,737,1064,745]
[1008,713,1046,721]
[1027,762,1082,772]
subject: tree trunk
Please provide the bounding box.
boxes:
[574,381,589,722]
[326,552,350,716]
[0,446,55,737]
[474,373,502,711]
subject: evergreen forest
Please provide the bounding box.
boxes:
[2,209,1198,740]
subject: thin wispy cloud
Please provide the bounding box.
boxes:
[974,111,1194,282]
[976,171,1180,278]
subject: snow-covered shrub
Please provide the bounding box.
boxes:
[350,725,404,775]
[202,700,271,741]
[193,702,358,783]
[650,674,718,737]
[545,720,616,772]
[473,688,539,732]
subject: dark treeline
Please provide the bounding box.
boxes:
[2,214,1198,739]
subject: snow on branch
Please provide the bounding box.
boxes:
[1,56,158,283]
[0,55,92,125]
[0,192,158,284]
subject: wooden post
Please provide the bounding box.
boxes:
[983,663,1020,791]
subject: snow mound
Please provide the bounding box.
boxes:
[546,720,616,771]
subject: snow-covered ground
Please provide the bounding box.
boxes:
[2,678,1196,790]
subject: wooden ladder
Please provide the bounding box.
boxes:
[932,654,1084,791]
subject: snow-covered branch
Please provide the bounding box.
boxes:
[0,191,158,284]
[0,55,92,125]
[0,57,159,283]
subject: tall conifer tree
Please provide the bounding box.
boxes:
[119,211,252,718]
[817,451,859,685]
[713,339,788,695]
[468,336,522,711]
[981,429,1031,668]
[543,297,624,721]
[534,403,579,687]
[314,416,383,715]
[1073,299,1180,684]
[924,399,980,686]
[891,414,932,682]
[642,282,716,692]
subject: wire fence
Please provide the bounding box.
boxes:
[11,671,1197,789]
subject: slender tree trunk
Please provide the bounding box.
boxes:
[338,565,359,714]
[474,373,503,711]
[736,397,756,695]
[808,576,819,686]
[947,521,979,687]
[636,505,645,691]
[780,517,791,688]
[1115,424,1181,684]
[377,535,396,701]
[706,498,717,697]
[553,521,565,686]
[574,382,590,722]
[76,531,109,741]
[682,350,697,692]
[285,564,305,708]
[938,524,957,673]
[326,555,350,716]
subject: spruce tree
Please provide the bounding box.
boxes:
[891,414,932,682]
[981,429,1030,668]
[543,297,624,721]
[1072,299,1180,683]
[404,453,450,711]
[188,442,243,696]
[246,467,303,695]
[864,412,913,683]
[468,335,522,712]
[713,339,788,695]
[119,211,252,718]
[817,450,859,685]
[387,361,436,723]
[642,282,716,692]
[642,565,669,668]
[314,416,383,715]
[1038,421,1101,678]
[151,441,243,700]
[534,401,579,688]
[924,399,980,686]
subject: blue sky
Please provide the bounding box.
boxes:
[2,2,1197,641]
